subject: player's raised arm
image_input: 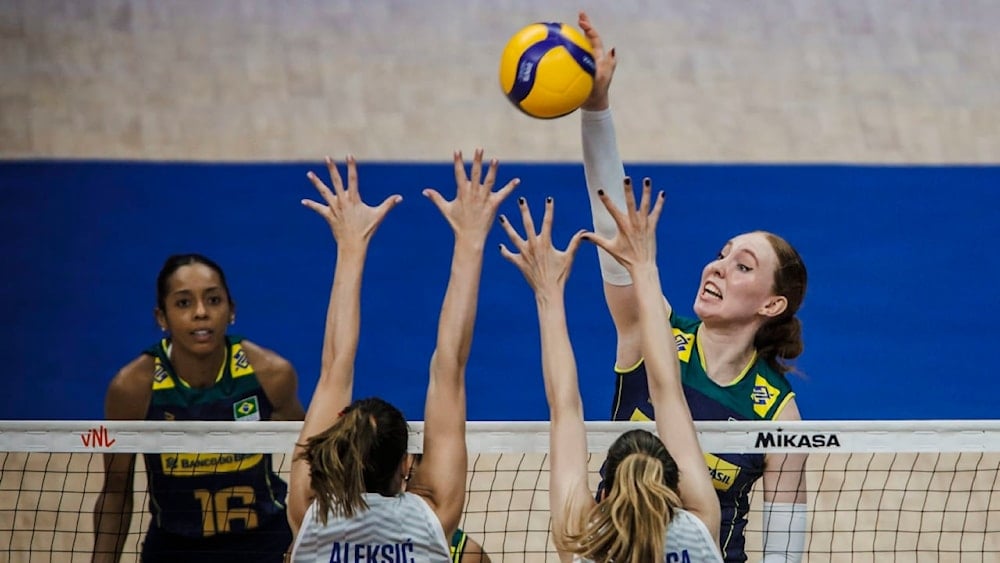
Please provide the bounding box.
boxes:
[406,149,518,537]
[499,197,588,563]
[586,178,721,542]
[577,11,649,369]
[288,155,401,533]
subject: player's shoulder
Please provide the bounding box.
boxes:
[752,358,794,391]
[747,360,797,420]
[106,354,156,418]
[112,354,156,389]
[239,339,296,379]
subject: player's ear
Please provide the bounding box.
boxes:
[154,307,168,332]
[759,295,787,318]
[403,454,415,480]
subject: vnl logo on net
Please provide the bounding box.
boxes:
[80,424,117,448]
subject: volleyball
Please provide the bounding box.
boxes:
[498,22,596,119]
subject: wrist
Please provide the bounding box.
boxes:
[629,264,662,298]
[581,95,610,112]
[628,262,659,280]
[335,245,368,267]
[453,235,486,255]
[534,287,565,308]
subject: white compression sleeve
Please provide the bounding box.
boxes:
[581,108,632,286]
[759,502,807,563]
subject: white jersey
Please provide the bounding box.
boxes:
[291,492,450,563]
[574,508,723,563]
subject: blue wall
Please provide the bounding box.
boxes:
[2,161,998,421]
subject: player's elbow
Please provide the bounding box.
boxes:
[544,382,584,415]
[547,396,584,423]
[429,351,467,383]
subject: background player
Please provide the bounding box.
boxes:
[287,151,516,561]
[93,253,305,562]
[577,12,809,562]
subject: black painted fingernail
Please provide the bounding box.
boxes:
[624,177,631,185]
[597,189,605,196]
[518,197,525,205]
[498,215,506,223]
[644,178,651,187]
[659,191,666,199]
[546,196,553,203]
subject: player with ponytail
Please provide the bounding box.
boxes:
[498,180,723,562]
[287,150,516,562]
[577,11,810,563]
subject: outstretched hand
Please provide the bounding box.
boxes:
[424,148,519,243]
[499,197,587,295]
[579,11,617,111]
[583,177,666,272]
[302,155,402,251]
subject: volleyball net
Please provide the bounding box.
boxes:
[2,420,999,562]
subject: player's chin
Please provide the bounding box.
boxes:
[692,298,722,321]
[692,298,711,318]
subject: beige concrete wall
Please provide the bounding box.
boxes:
[2,0,998,162]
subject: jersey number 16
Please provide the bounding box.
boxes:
[193,486,259,536]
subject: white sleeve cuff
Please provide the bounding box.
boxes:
[759,502,807,563]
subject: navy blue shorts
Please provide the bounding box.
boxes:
[141,513,292,563]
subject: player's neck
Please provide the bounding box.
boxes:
[697,322,758,384]
[169,345,226,389]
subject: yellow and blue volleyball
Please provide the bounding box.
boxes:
[499,22,596,119]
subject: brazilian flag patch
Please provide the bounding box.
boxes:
[233,395,261,421]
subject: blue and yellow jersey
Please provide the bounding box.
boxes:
[143,336,289,538]
[450,528,469,562]
[610,314,795,563]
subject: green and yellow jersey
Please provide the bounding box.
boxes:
[610,314,795,563]
[143,336,289,538]
[450,528,469,562]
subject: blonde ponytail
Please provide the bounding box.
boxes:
[559,448,683,562]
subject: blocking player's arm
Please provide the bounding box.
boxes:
[497,196,593,563]
[243,341,305,421]
[633,262,720,543]
[537,287,594,563]
[92,358,152,563]
[589,183,720,542]
[760,398,808,563]
[287,241,366,534]
[407,237,480,536]
[289,156,401,534]
[409,150,516,538]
